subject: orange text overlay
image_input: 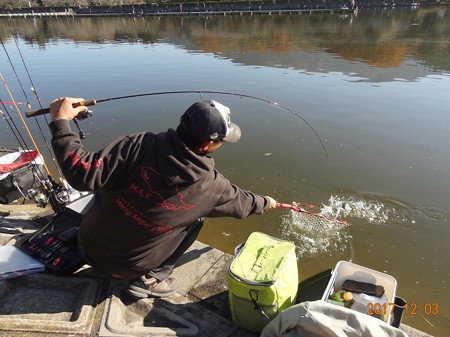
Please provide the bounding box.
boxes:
[367,302,439,316]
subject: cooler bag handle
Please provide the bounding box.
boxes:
[250,241,276,279]
[249,289,271,327]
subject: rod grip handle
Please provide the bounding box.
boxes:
[277,203,301,212]
[25,99,97,118]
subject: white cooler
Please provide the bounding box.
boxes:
[322,260,397,324]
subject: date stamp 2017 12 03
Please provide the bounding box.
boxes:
[367,302,439,316]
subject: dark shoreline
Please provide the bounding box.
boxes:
[1,1,448,17]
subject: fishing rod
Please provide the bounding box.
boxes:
[9,27,45,111]
[25,90,328,157]
[0,73,50,176]
[0,72,73,212]
[1,34,64,179]
[0,101,34,158]
[1,33,83,211]
[0,37,32,110]
[0,94,48,201]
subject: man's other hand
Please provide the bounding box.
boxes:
[266,196,277,210]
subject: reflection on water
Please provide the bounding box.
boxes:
[0,8,449,336]
[1,7,449,82]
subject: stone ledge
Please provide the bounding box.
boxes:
[0,273,101,336]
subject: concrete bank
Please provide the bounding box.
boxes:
[0,201,432,337]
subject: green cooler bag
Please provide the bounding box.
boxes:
[227,232,298,332]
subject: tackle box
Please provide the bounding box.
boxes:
[321,261,397,324]
[14,194,94,276]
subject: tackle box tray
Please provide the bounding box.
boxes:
[14,194,94,276]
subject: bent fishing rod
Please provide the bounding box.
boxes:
[25,90,328,157]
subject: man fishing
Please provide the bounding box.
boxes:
[49,97,277,298]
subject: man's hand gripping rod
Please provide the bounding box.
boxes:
[25,99,97,118]
[26,99,96,139]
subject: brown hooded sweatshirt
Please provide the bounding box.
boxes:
[50,120,269,278]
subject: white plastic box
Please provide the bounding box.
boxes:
[0,246,44,279]
[322,261,397,324]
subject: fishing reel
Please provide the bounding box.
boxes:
[75,108,93,121]
[28,183,49,208]
[73,108,93,139]
[28,178,85,212]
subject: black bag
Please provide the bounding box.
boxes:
[15,207,86,276]
[0,150,43,204]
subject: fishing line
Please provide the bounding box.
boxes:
[26,90,328,157]
[1,33,64,179]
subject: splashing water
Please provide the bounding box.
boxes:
[281,193,412,258]
[325,195,389,224]
[281,202,351,258]
[281,192,431,259]
[326,194,417,225]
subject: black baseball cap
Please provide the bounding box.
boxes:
[179,100,241,146]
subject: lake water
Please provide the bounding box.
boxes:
[1,7,449,335]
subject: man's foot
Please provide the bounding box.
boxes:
[127,275,178,298]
